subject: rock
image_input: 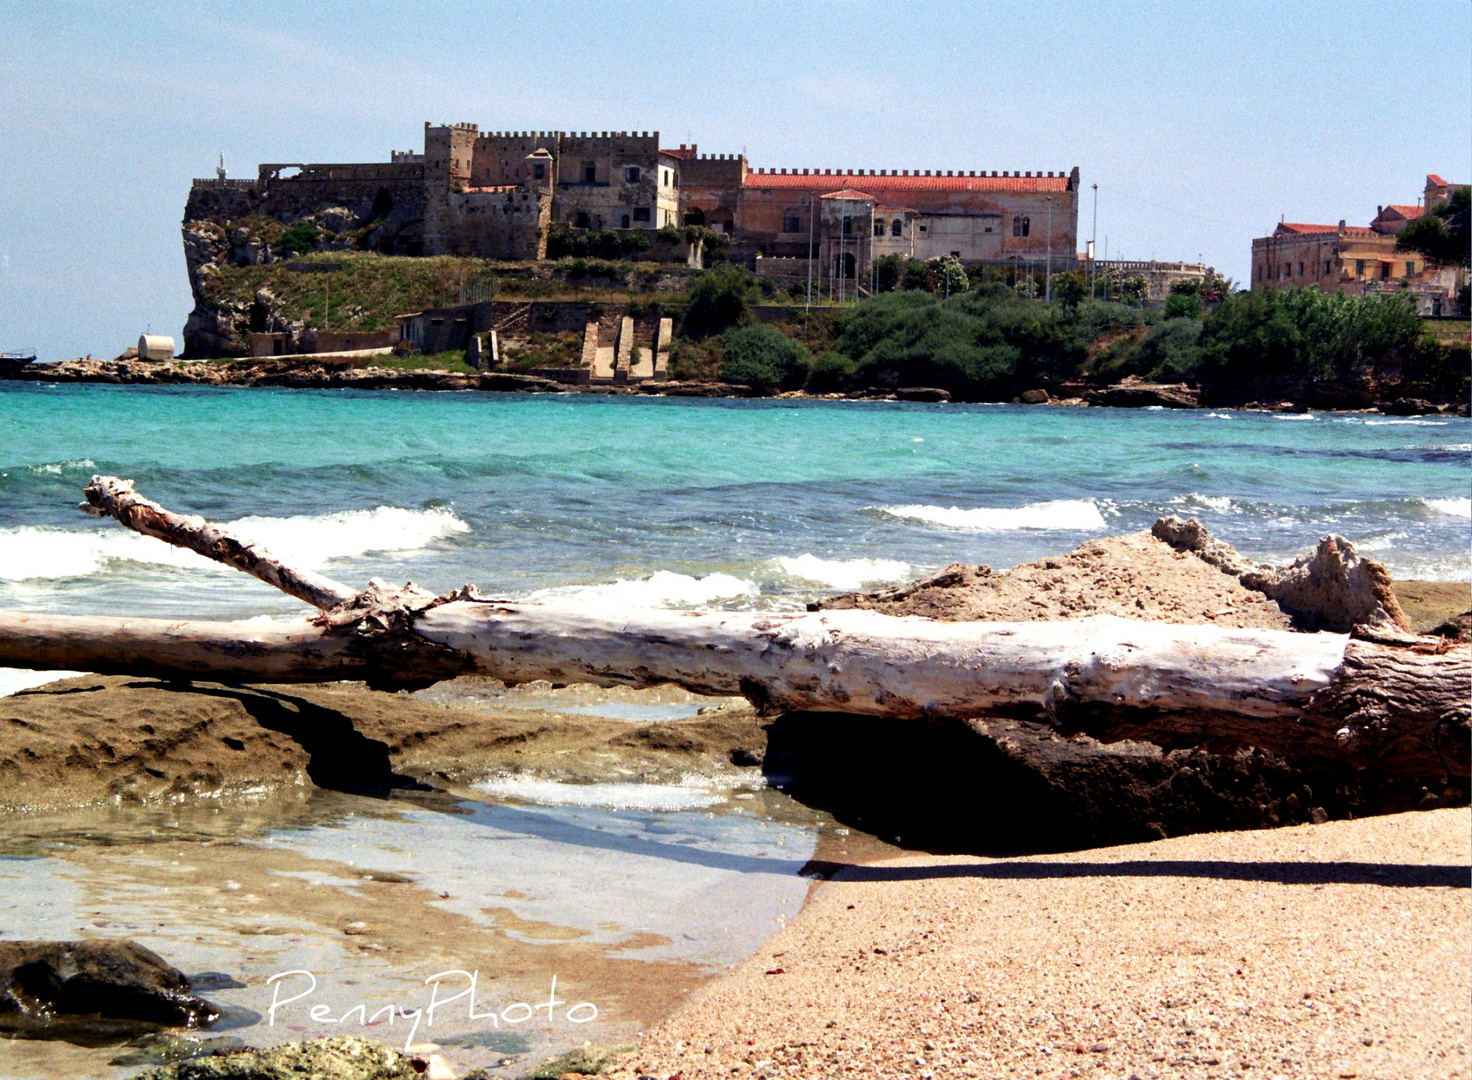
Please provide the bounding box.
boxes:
[526,1044,630,1078]
[316,207,359,234]
[1431,611,1472,643]
[1084,383,1199,409]
[1152,516,1411,633]
[1019,389,1050,404]
[132,1036,423,1080]
[894,387,950,402]
[1380,397,1440,416]
[0,939,220,1041]
[477,372,565,393]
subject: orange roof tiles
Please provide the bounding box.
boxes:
[742,171,1070,193]
[1382,203,1425,219]
[1427,174,1448,186]
[820,188,878,201]
[1276,222,1377,237]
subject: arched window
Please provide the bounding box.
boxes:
[874,219,885,237]
[575,211,590,229]
[620,213,631,229]
[891,219,903,237]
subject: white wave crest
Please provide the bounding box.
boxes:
[876,498,1107,533]
[1424,497,1472,519]
[1273,413,1317,421]
[1353,531,1408,552]
[1363,418,1449,427]
[1170,493,1236,513]
[1205,412,1233,420]
[474,775,727,811]
[773,554,912,590]
[528,571,760,609]
[25,458,95,476]
[0,506,469,582]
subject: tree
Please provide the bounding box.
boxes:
[1397,187,1470,269]
[685,264,758,336]
[279,220,319,255]
[719,323,810,391]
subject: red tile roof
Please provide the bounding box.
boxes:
[1276,222,1378,237]
[1427,174,1448,186]
[1382,204,1425,220]
[661,147,698,160]
[820,188,878,201]
[742,171,1071,193]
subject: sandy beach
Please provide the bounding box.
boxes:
[609,807,1470,1080]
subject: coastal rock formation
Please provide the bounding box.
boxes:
[1151,515,1411,632]
[132,1037,423,1080]
[1083,382,1199,408]
[0,940,219,1040]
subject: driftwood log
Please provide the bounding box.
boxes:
[0,476,1465,780]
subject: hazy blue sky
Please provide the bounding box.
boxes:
[1,0,1468,359]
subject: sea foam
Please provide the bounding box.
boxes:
[0,506,468,581]
[528,570,760,609]
[0,668,87,698]
[773,554,912,590]
[1424,496,1472,519]
[876,498,1107,532]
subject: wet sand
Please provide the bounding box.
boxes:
[610,807,1471,1080]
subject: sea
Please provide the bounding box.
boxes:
[0,383,1468,1077]
[0,383,1468,634]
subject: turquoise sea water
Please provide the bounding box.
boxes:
[1,383,1468,622]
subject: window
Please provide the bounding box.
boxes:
[874,219,885,237]
[583,163,597,183]
[1406,260,1415,276]
[842,216,852,235]
[783,211,801,234]
[1355,259,1365,276]
[575,211,590,229]
[891,219,903,237]
[532,163,545,180]
[626,166,641,183]
[620,213,631,229]
[1325,260,1332,275]
[633,207,651,222]
[1298,261,1304,276]
[1381,262,1390,279]
[1013,215,1030,237]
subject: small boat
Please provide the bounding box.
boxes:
[0,351,37,376]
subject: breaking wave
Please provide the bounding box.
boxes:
[1424,496,1472,519]
[527,570,760,609]
[876,498,1108,532]
[773,554,912,590]
[0,506,469,581]
[1170,493,1237,513]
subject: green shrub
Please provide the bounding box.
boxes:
[1164,291,1204,319]
[806,349,855,392]
[685,264,759,336]
[720,323,811,391]
[279,220,320,255]
[1124,317,1204,379]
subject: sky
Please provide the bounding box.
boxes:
[1,0,1468,360]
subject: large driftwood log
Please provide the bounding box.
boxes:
[0,477,1465,780]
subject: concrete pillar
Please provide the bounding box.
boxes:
[654,318,672,379]
[614,315,634,382]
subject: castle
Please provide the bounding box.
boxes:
[186,122,1081,289]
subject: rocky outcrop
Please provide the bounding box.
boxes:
[3,359,571,394]
[0,940,218,1040]
[1083,382,1199,408]
[133,1037,425,1080]
[1151,516,1410,632]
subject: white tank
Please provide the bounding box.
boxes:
[138,334,175,361]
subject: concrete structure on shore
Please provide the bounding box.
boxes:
[1250,173,1467,314]
[185,123,1079,294]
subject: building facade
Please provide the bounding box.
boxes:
[186,123,1081,286]
[1249,173,1466,313]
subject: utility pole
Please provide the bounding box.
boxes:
[1091,182,1099,299]
[806,194,815,312]
[1044,195,1054,302]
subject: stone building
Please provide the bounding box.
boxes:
[1249,173,1465,312]
[184,123,1080,286]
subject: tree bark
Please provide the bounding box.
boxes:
[0,477,1464,780]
